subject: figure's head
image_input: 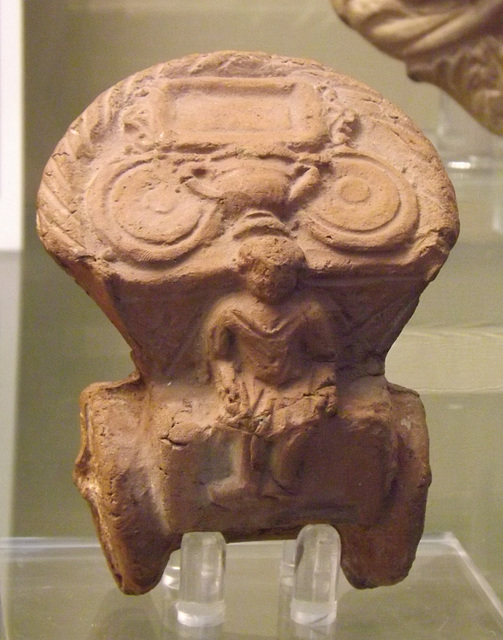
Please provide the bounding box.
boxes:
[238,236,305,303]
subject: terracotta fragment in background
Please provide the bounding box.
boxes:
[37,51,459,595]
[331,0,503,135]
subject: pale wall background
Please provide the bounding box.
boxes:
[7,0,503,599]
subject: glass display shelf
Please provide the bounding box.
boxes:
[1,533,503,639]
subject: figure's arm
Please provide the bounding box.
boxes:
[206,312,234,389]
[304,302,338,362]
[205,307,249,418]
[303,302,338,415]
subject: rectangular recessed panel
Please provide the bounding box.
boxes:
[165,78,325,145]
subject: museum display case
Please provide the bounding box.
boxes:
[2,1,503,637]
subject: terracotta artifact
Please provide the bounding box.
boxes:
[331,0,503,135]
[37,51,458,595]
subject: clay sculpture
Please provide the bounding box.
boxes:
[331,0,503,135]
[37,51,459,595]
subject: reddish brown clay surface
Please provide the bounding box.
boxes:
[331,0,503,135]
[37,51,459,595]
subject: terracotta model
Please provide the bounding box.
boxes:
[37,51,458,595]
[331,0,503,135]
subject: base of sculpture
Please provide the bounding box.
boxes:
[75,373,430,594]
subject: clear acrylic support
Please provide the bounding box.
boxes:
[435,93,503,173]
[434,93,503,239]
[289,525,341,627]
[176,531,226,628]
[172,526,341,632]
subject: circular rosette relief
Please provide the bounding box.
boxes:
[86,157,220,263]
[307,154,418,252]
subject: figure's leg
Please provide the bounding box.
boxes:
[207,430,259,502]
[267,428,310,493]
[261,395,322,494]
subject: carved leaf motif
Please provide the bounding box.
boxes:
[330,0,503,134]
[409,35,503,134]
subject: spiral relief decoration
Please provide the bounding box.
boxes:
[87,158,220,263]
[307,155,418,251]
[37,50,458,280]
